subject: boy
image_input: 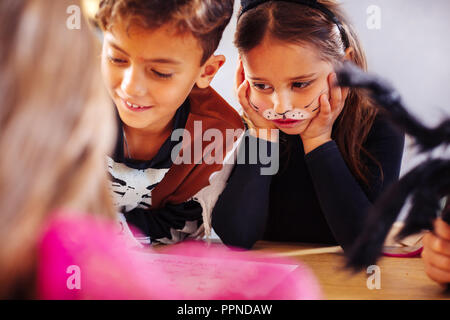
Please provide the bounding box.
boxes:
[96,0,244,245]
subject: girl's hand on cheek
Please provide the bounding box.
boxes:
[235,58,278,142]
[301,72,348,154]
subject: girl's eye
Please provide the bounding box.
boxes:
[108,56,127,64]
[252,83,272,91]
[292,81,311,89]
[152,70,173,79]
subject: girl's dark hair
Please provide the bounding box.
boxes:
[235,0,382,187]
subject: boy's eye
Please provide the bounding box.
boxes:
[292,81,311,89]
[108,56,127,64]
[152,70,173,79]
[252,83,272,91]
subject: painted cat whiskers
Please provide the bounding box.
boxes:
[250,90,328,121]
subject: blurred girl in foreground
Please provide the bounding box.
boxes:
[0,0,118,298]
[0,0,320,299]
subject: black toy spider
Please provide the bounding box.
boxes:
[336,62,450,289]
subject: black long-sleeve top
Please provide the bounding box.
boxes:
[211,114,405,250]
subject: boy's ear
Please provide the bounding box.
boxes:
[196,55,226,89]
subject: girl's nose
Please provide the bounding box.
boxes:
[272,91,293,115]
[121,66,147,98]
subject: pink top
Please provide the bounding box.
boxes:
[37,212,322,300]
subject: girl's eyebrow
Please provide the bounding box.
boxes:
[248,73,317,81]
[288,73,316,81]
[248,75,268,81]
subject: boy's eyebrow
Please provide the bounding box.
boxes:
[109,42,129,56]
[108,41,181,65]
[144,58,182,65]
[249,73,316,81]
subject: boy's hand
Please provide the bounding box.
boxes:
[300,72,348,154]
[235,58,278,142]
[421,218,450,285]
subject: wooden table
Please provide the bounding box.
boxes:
[250,241,450,300]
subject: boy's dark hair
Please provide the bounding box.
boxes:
[96,0,234,65]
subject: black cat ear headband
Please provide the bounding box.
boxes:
[239,0,350,49]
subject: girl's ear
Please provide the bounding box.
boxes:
[196,55,226,89]
[344,47,355,61]
[236,55,246,87]
[340,48,354,102]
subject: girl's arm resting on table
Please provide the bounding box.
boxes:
[305,117,405,251]
[212,133,275,249]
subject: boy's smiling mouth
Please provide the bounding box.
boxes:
[121,98,153,112]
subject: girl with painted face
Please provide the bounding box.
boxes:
[211,0,405,250]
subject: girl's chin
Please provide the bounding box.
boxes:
[279,128,304,135]
[276,123,309,135]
